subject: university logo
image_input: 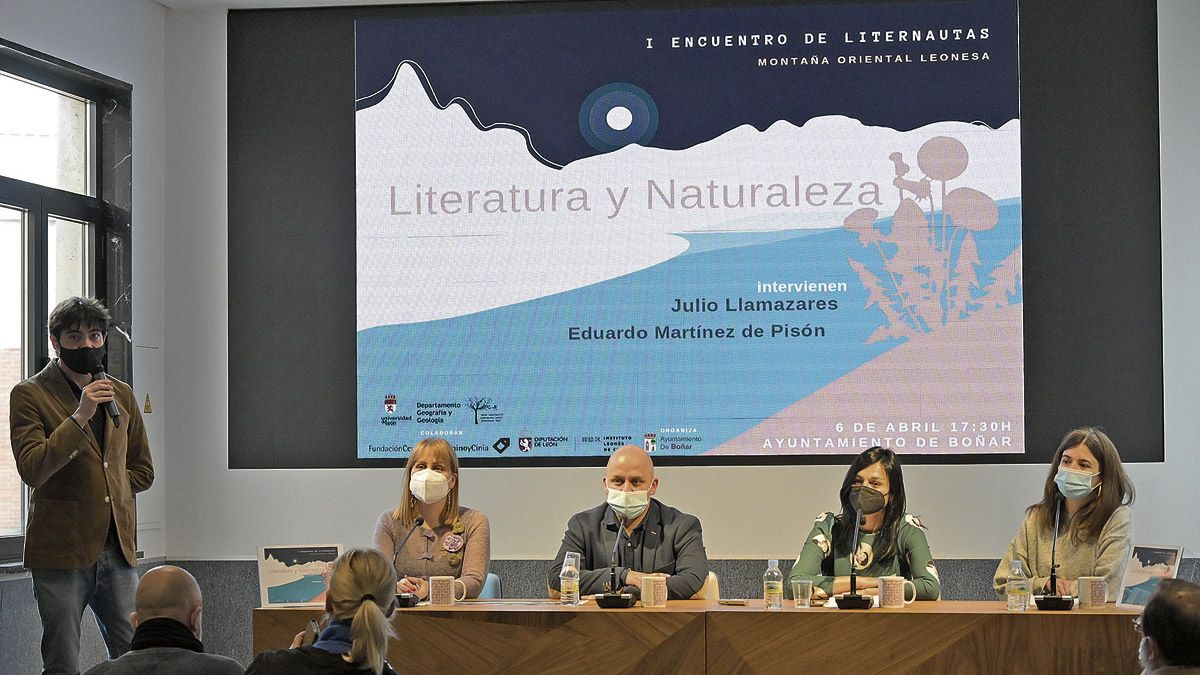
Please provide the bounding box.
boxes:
[383,394,397,414]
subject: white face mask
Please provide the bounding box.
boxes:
[410,468,451,504]
[606,487,650,520]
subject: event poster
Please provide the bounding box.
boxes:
[257,545,342,607]
[355,0,1023,460]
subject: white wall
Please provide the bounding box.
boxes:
[6,0,1197,564]
[1,0,168,559]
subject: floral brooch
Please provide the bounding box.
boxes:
[443,533,465,554]
[441,519,466,566]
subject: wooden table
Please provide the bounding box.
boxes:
[254,599,1140,674]
[254,600,707,674]
[706,600,1141,674]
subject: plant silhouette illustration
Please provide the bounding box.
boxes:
[845,135,1019,344]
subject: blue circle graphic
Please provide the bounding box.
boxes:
[579,83,659,153]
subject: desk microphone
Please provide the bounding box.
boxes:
[1035,497,1074,611]
[394,517,424,608]
[596,517,637,608]
[89,366,121,428]
[838,486,885,610]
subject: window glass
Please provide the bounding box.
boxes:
[0,71,92,196]
[0,204,25,537]
[44,214,92,353]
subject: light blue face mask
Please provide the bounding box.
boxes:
[1055,466,1100,499]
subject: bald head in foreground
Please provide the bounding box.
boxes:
[135,565,204,630]
[83,565,243,675]
[547,444,709,600]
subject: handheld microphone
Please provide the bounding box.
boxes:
[89,366,121,428]
[393,517,424,608]
[1036,496,1074,610]
[596,517,637,608]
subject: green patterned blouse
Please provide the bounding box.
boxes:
[788,511,941,600]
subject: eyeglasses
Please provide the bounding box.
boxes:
[1132,616,1144,635]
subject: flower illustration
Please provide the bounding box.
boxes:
[846,135,1008,338]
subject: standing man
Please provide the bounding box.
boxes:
[547,444,709,600]
[10,297,154,675]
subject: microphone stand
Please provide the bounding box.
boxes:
[393,517,425,608]
[1035,498,1074,611]
[596,515,637,608]
[837,505,873,610]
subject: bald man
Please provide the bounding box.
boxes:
[82,565,242,674]
[547,445,709,600]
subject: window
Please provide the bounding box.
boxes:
[0,39,132,563]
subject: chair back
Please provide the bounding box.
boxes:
[479,572,503,599]
[691,571,720,601]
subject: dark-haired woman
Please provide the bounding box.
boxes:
[788,446,941,601]
[993,428,1134,600]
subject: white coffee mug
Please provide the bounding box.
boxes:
[640,575,668,608]
[1077,576,1108,609]
[879,575,917,608]
[428,576,468,606]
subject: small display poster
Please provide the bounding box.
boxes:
[1117,544,1184,610]
[257,544,343,607]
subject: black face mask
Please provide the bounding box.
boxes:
[57,345,106,375]
[849,485,887,515]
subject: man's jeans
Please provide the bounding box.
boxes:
[30,531,138,675]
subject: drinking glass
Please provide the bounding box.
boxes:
[791,579,813,608]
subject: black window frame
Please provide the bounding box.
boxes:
[0,39,133,564]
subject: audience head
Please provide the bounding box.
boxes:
[603,445,658,522]
[1033,427,1134,541]
[835,446,907,566]
[326,548,398,675]
[1139,578,1200,671]
[393,437,460,526]
[132,565,204,639]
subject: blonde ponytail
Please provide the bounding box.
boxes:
[327,549,398,675]
[349,598,391,675]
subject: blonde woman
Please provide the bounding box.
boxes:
[246,548,397,674]
[373,438,491,600]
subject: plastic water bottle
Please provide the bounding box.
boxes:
[763,559,784,610]
[1006,560,1031,611]
[559,552,581,606]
